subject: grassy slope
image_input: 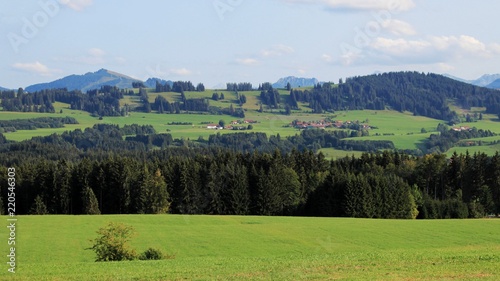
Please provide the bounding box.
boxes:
[1,215,499,280]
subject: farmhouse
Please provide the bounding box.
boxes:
[452,126,471,132]
[206,124,222,130]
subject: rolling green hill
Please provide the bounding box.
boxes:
[2,215,499,280]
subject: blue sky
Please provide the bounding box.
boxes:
[1,0,500,88]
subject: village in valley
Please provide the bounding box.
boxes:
[289,119,372,130]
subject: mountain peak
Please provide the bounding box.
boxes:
[474,74,500,87]
[487,79,500,89]
[25,69,142,92]
[443,73,500,89]
[273,76,319,88]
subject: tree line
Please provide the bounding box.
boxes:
[426,125,496,153]
[0,117,78,133]
[227,83,253,91]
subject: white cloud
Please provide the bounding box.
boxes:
[261,44,295,57]
[340,51,364,66]
[371,37,431,56]
[236,58,259,66]
[430,35,492,57]
[58,0,93,11]
[380,19,416,36]
[321,54,333,62]
[169,68,192,76]
[12,61,57,76]
[88,48,105,57]
[361,35,500,65]
[457,35,487,54]
[283,0,415,12]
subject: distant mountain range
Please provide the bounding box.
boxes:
[25,69,143,93]
[272,76,319,88]
[0,86,10,91]
[13,69,499,93]
[444,73,500,89]
[471,74,500,88]
[15,69,323,92]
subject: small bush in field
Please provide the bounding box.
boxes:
[88,222,137,262]
[139,248,166,260]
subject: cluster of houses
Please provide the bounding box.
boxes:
[452,126,471,132]
[292,120,333,129]
[291,119,371,130]
[206,119,257,130]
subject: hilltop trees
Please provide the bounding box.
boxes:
[196,83,205,92]
[227,82,252,91]
[155,81,172,93]
[288,72,500,122]
[260,88,280,108]
[172,81,196,93]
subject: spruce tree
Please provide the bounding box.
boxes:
[145,169,170,214]
[204,163,223,215]
[30,195,48,215]
[82,187,101,215]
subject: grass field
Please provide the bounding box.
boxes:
[1,215,499,280]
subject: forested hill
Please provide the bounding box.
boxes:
[292,72,500,122]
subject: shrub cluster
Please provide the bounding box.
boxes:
[88,222,173,262]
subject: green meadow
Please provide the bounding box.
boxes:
[2,89,500,156]
[1,215,499,280]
